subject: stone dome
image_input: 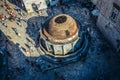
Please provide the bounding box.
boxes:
[43,14,78,40]
[40,14,89,64]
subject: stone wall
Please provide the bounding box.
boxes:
[96,0,120,48]
[23,0,47,13]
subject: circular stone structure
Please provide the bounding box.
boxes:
[40,14,88,63]
[0,50,7,80]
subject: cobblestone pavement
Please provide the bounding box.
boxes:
[0,1,120,80]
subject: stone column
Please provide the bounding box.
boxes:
[53,45,63,55]
[63,43,72,55]
[45,42,51,52]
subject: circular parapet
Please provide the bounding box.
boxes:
[39,32,89,64]
[0,50,7,80]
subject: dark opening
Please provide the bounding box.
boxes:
[55,16,67,24]
[65,30,70,36]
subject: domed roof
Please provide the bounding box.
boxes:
[43,14,78,40]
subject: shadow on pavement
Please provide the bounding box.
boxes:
[26,16,44,47]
